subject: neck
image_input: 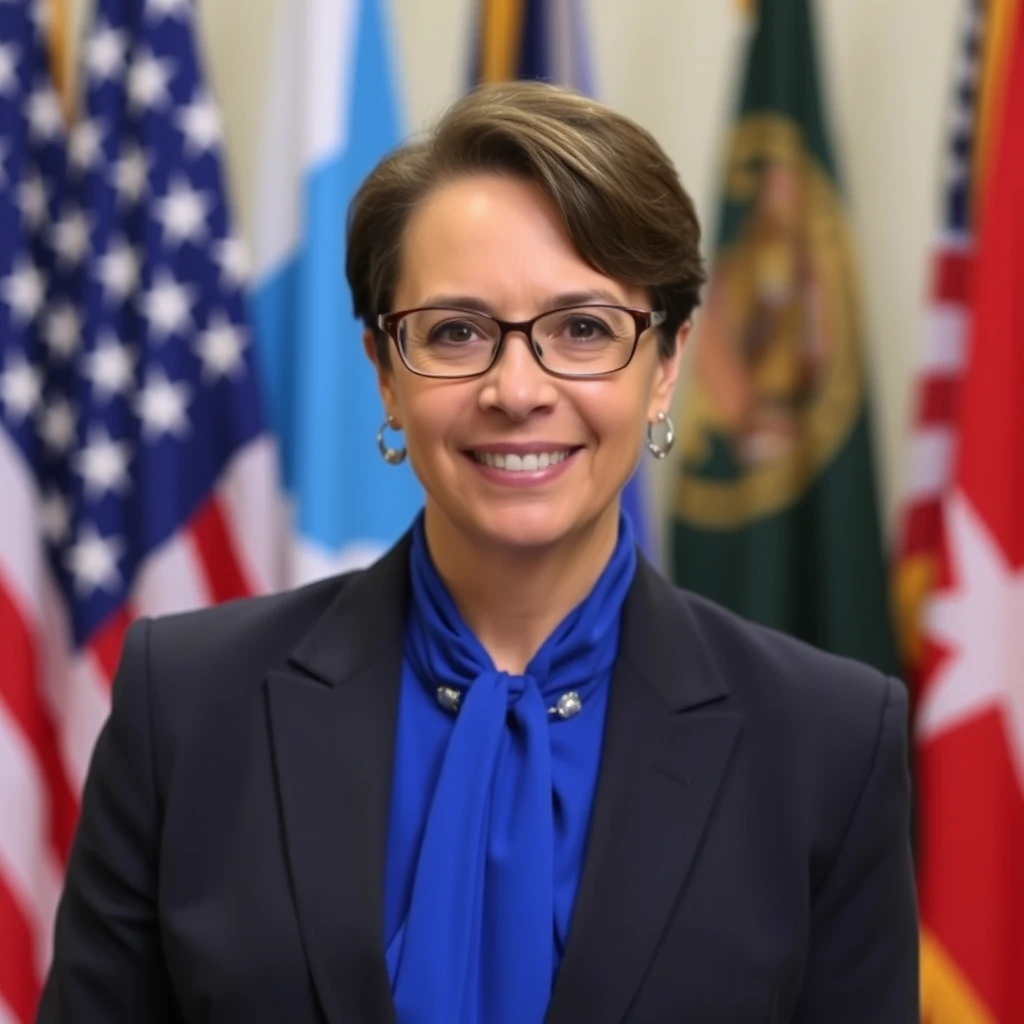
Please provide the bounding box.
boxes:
[422,504,622,674]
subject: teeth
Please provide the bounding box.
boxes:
[473,450,572,471]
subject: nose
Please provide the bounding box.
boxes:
[479,330,558,420]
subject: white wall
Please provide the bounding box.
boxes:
[162,0,962,542]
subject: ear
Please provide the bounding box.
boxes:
[647,321,691,421]
[363,328,400,424]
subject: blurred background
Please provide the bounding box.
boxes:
[1,0,1021,1022]
[196,0,960,544]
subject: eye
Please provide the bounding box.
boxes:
[564,315,611,342]
[428,319,485,345]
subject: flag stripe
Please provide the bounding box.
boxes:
[0,699,63,974]
[900,501,943,559]
[84,606,134,688]
[0,583,78,862]
[932,249,974,304]
[917,376,961,426]
[217,437,284,595]
[189,497,253,603]
[0,873,40,1024]
[133,532,209,619]
[920,305,969,374]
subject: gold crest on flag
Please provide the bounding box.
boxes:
[677,115,863,529]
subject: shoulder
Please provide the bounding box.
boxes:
[116,571,359,723]
[650,581,910,887]
[658,581,902,741]
[642,577,908,853]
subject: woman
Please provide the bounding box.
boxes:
[40,82,917,1023]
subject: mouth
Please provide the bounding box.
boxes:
[468,448,578,472]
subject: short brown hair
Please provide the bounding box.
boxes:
[346,81,706,364]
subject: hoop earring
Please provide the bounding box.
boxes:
[377,415,407,466]
[646,411,675,459]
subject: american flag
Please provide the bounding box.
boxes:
[893,0,980,645]
[0,0,281,1020]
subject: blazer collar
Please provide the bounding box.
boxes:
[546,553,742,1024]
[264,536,412,1024]
[268,539,741,1024]
[286,532,413,687]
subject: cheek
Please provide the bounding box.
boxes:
[579,380,651,444]
[399,384,472,460]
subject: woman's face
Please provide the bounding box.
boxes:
[366,173,685,554]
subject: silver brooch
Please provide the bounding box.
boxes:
[436,686,461,713]
[549,691,583,720]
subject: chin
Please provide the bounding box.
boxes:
[466,502,600,554]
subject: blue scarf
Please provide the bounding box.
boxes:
[385,513,636,1024]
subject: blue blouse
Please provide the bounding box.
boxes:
[383,513,636,1024]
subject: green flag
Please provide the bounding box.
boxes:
[672,0,897,674]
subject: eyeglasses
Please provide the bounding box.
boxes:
[376,304,667,379]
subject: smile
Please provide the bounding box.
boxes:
[470,449,574,472]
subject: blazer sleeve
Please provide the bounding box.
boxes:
[37,619,182,1023]
[792,676,919,1023]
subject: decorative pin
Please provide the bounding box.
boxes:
[436,686,462,714]
[550,691,583,720]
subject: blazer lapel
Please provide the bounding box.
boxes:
[265,538,411,1024]
[547,560,743,1024]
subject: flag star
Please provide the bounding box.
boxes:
[115,145,149,206]
[135,368,191,440]
[53,208,91,267]
[140,269,193,341]
[917,493,1024,792]
[97,238,140,302]
[145,0,192,18]
[69,117,104,170]
[128,50,175,110]
[72,426,133,499]
[19,172,47,230]
[38,395,77,454]
[195,313,248,381]
[0,258,45,322]
[82,331,137,401]
[0,352,43,422]
[42,303,82,362]
[156,176,211,246]
[65,523,125,596]
[0,42,19,96]
[27,86,63,140]
[176,91,222,153]
[40,487,71,544]
[214,236,249,287]
[85,24,126,82]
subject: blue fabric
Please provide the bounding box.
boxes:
[385,514,637,1024]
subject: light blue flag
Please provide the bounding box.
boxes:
[250,0,422,584]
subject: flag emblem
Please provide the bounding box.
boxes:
[677,114,862,528]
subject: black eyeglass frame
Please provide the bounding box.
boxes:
[376,304,668,380]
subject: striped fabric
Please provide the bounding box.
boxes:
[0,1,280,1021]
[893,1,982,669]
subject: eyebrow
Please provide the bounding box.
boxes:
[416,289,629,314]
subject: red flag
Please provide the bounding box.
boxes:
[908,1,1024,1019]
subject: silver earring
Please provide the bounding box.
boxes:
[377,415,407,465]
[646,411,675,459]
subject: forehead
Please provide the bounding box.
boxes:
[394,174,645,311]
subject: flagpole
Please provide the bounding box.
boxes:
[46,0,76,122]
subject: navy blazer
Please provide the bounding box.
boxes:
[39,536,919,1023]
